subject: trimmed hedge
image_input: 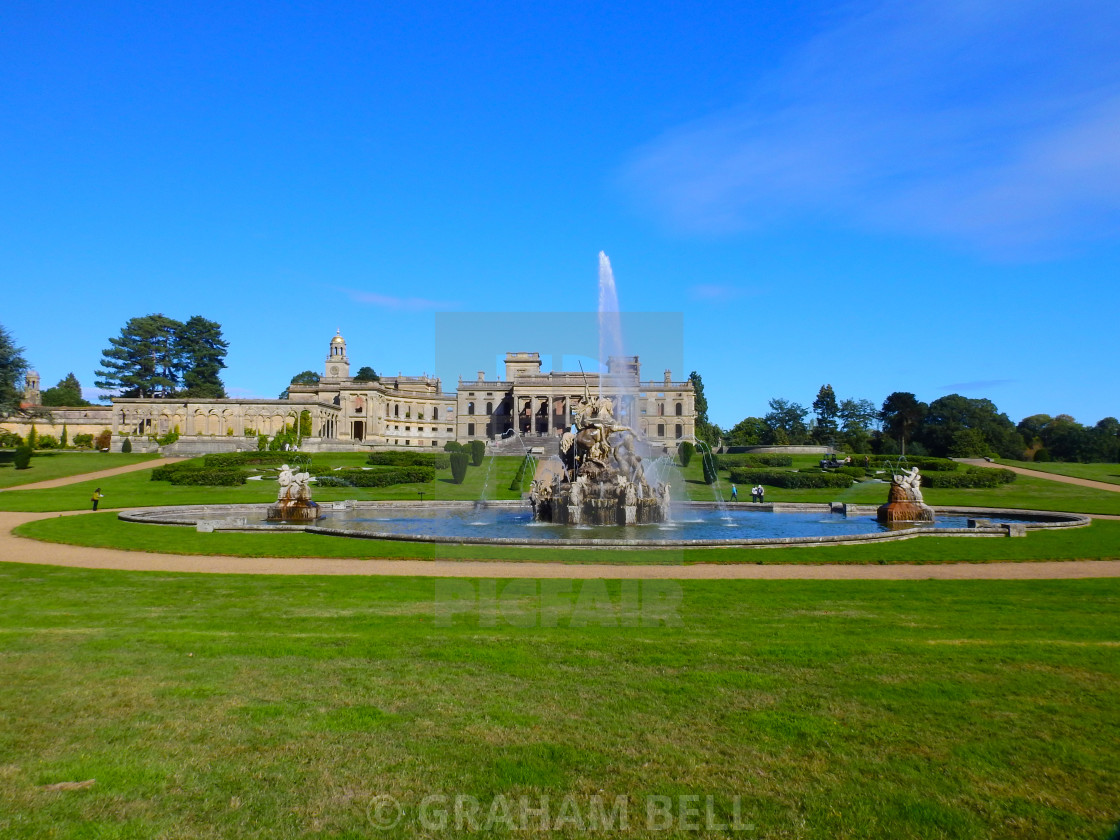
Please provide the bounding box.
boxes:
[204,452,293,467]
[13,446,32,470]
[728,468,855,489]
[921,468,1016,489]
[315,467,435,488]
[865,455,958,471]
[718,454,793,469]
[367,451,451,469]
[151,465,246,486]
[509,454,535,492]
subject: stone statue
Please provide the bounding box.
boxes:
[268,462,321,522]
[878,466,934,525]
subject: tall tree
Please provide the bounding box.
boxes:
[41,373,90,406]
[764,398,810,444]
[0,324,29,418]
[880,392,927,456]
[921,394,1024,459]
[688,371,721,447]
[95,314,182,398]
[353,366,379,382]
[176,315,228,398]
[279,370,320,399]
[811,384,840,443]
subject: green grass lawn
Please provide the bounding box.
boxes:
[15,513,1120,565]
[999,459,1120,486]
[0,451,160,489]
[0,454,526,512]
[0,564,1117,839]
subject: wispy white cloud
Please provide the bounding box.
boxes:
[688,284,760,302]
[336,286,460,310]
[620,0,1120,253]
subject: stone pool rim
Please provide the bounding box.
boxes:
[118,501,1091,550]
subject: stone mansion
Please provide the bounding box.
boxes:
[8,331,698,453]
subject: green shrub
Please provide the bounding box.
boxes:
[121,437,133,453]
[156,427,180,446]
[865,455,957,471]
[367,451,451,469]
[728,468,855,489]
[677,441,694,467]
[921,468,1016,489]
[315,467,435,488]
[205,452,294,467]
[718,454,793,470]
[95,430,112,451]
[35,434,59,450]
[72,433,94,449]
[835,466,867,479]
[509,454,536,492]
[26,425,37,449]
[1033,448,1052,462]
[257,434,268,451]
[13,445,33,469]
[449,452,469,484]
[469,439,486,466]
[168,469,246,486]
[60,425,68,448]
[444,441,462,452]
[0,430,23,448]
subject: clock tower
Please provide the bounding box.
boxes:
[324,329,350,381]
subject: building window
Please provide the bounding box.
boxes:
[675,402,682,416]
[486,401,493,415]
[675,424,683,439]
[467,423,475,436]
[467,402,475,415]
[394,404,399,417]
[657,424,665,437]
[433,407,439,420]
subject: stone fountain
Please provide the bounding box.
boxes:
[877,466,935,526]
[267,463,321,522]
[529,391,670,526]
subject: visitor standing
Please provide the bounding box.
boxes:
[731,484,738,502]
[91,488,104,511]
[757,484,766,504]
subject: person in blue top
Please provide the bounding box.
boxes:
[731,484,738,502]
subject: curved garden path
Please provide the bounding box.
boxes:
[1,459,1118,579]
[0,456,184,492]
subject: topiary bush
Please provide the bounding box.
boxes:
[728,468,854,489]
[469,439,486,466]
[13,445,33,469]
[449,452,469,484]
[444,441,462,452]
[701,453,719,485]
[121,437,132,453]
[677,441,694,467]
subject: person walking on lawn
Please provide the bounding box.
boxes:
[91,488,104,511]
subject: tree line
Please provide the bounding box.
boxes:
[697,379,1119,464]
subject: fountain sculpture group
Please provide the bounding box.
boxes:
[267,463,321,522]
[529,391,670,525]
[877,466,935,525]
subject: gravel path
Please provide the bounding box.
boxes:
[0,457,185,492]
[2,458,1118,579]
[3,509,1119,580]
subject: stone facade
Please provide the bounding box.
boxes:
[4,332,697,453]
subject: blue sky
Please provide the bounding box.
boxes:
[2,0,1117,429]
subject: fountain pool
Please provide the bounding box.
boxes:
[121,502,1088,549]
